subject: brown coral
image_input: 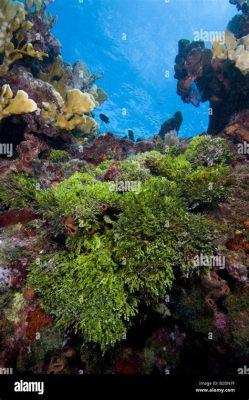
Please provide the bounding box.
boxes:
[202,271,230,312]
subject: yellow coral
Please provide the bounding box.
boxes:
[40,88,99,134]
[76,115,99,134]
[229,34,249,75]
[233,46,249,74]
[212,30,236,59]
[0,84,12,109]
[41,101,57,122]
[57,114,86,131]
[0,84,37,120]
[212,41,227,60]
[56,89,97,131]
[212,31,249,75]
[65,89,95,114]
[225,30,237,51]
[0,0,47,76]
[0,0,25,52]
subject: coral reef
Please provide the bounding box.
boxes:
[0,0,249,376]
[0,0,50,77]
[174,4,249,135]
[212,31,249,75]
[0,0,107,161]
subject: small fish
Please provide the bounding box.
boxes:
[210,95,221,102]
[189,80,202,108]
[99,113,110,123]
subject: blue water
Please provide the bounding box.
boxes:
[48,0,236,139]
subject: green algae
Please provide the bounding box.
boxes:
[25,138,233,352]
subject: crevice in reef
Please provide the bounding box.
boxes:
[0,117,26,159]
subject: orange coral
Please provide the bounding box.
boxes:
[64,215,78,235]
[26,306,52,340]
[226,234,249,252]
[23,287,35,302]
